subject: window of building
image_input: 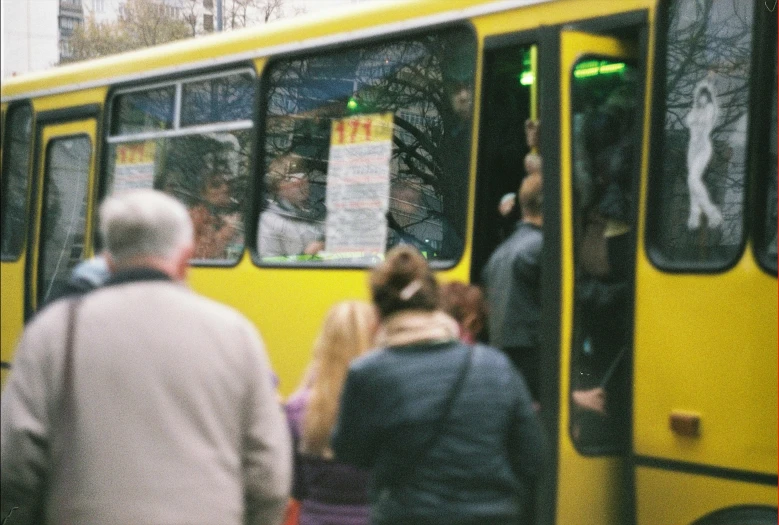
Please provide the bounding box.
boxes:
[1,104,33,260]
[203,14,213,31]
[106,69,256,264]
[647,0,756,270]
[203,0,213,8]
[257,27,475,267]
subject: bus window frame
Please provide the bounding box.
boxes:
[567,50,643,457]
[747,5,777,275]
[251,22,478,271]
[103,64,258,268]
[37,132,94,306]
[645,0,761,274]
[1,102,34,263]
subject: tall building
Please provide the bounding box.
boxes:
[1,0,60,78]
[59,0,85,62]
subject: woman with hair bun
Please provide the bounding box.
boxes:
[333,245,546,525]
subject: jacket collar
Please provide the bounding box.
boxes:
[104,267,173,287]
[375,310,460,348]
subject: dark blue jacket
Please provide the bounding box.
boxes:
[332,341,545,525]
[482,221,543,349]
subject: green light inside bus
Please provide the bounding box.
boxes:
[573,60,626,78]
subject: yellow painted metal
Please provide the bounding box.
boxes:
[636,466,777,525]
[2,1,775,523]
[1,120,99,390]
[29,120,99,309]
[556,30,636,525]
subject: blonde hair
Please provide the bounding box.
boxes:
[300,300,377,456]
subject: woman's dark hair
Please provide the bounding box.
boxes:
[369,245,439,318]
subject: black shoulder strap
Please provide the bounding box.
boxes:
[392,343,473,487]
[60,297,83,417]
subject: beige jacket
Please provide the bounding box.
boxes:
[1,274,291,525]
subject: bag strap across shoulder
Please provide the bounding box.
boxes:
[391,342,473,487]
[60,297,83,417]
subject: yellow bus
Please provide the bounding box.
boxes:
[1,0,776,524]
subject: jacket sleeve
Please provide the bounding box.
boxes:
[507,370,547,484]
[0,307,65,525]
[257,212,285,258]
[331,366,376,469]
[239,320,293,525]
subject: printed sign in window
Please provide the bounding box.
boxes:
[325,113,393,255]
[113,142,156,193]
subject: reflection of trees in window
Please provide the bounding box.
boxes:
[653,0,754,265]
[263,28,475,262]
[40,137,92,304]
[181,72,254,126]
[106,69,255,262]
[1,105,32,259]
[111,87,175,135]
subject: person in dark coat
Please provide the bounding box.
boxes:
[333,245,546,525]
[482,172,544,401]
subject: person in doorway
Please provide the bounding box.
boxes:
[482,172,544,402]
[1,189,291,525]
[439,280,487,344]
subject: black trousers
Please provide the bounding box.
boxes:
[503,345,539,401]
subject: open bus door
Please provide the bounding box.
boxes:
[554,30,641,525]
[25,112,99,318]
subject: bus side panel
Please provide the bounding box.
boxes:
[0,260,25,386]
[635,467,777,525]
[633,253,778,473]
[633,250,778,523]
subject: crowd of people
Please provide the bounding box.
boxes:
[0,187,552,525]
[1,81,639,521]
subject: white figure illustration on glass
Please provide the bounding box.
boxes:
[684,78,723,229]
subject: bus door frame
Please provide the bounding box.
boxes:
[25,105,102,320]
[555,11,649,525]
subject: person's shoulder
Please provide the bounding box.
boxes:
[472,343,511,365]
[472,343,520,379]
[27,297,73,328]
[347,347,388,375]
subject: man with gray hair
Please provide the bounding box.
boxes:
[1,189,292,525]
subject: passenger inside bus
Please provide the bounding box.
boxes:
[570,79,637,448]
[386,180,463,261]
[482,172,544,403]
[189,156,243,260]
[258,153,325,259]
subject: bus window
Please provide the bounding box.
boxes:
[570,56,639,452]
[257,27,474,267]
[648,0,755,270]
[1,104,32,260]
[39,136,92,304]
[106,69,255,264]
